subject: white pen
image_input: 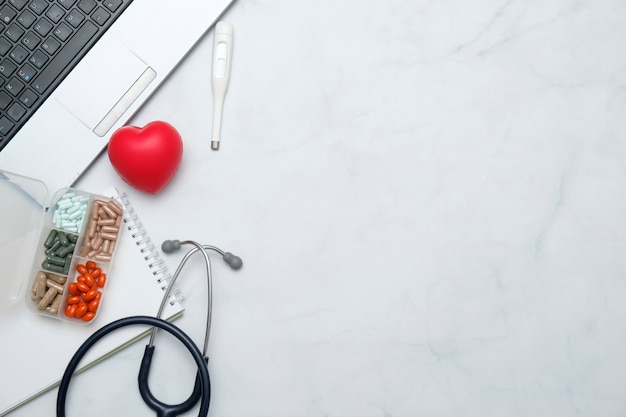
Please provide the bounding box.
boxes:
[210,21,234,150]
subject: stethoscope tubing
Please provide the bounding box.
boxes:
[57,242,240,417]
[56,315,210,417]
[150,241,214,354]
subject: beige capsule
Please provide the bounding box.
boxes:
[90,236,103,251]
[31,271,47,300]
[49,294,63,315]
[100,225,119,234]
[101,204,117,218]
[37,287,57,310]
[47,274,67,285]
[102,239,111,254]
[87,219,98,238]
[99,232,118,241]
[97,207,110,219]
[106,200,123,216]
[46,279,64,293]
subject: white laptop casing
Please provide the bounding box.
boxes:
[0,0,235,195]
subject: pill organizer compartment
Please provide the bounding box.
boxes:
[25,188,122,324]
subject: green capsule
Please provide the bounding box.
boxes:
[46,238,61,254]
[64,255,72,271]
[46,255,66,266]
[44,230,57,248]
[57,243,75,257]
[58,232,69,246]
[42,262,65,274]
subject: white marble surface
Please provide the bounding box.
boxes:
[7,0,626,416]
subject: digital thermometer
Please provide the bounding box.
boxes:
[211,21,234,150]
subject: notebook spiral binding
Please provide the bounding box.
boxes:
[114,192,184,306]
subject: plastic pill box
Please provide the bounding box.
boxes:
[0,170,121,324]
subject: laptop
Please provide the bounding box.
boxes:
[0,0,236,196]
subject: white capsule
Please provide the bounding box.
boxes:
[68,210,83,220]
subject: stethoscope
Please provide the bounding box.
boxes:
[56,240,243,417]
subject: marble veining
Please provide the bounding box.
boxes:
[5,0,626,416]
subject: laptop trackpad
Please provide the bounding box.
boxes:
[54,37,155,136]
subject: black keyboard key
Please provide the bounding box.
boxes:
[28,49,48,68]
[19,88,37,107]
[7,102,26,121]
[41,36,61,55]
[0,5,18,24]
[9,44,28,63]
[0,37,11,55]
[0,116,15,136]
[53,22,72,41]
[46,5,66,23]
[31,21,97,93]
[77,0,97,14]
[10,0,29,11]
[5,77,25,96]
[29,0,49,15]
[22,31,41,50]
[59,0,78,9]
[5,23,25,42]
[66,10,85,28]
[91,7,111,26]
[17,63,36,82]
[1,0,133,151]
[0,91,11,109]
[34,18,53,36]
[17,10,37,28]
[103,0,123,13]
[0,59,17,77]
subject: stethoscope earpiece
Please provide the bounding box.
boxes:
[222,252,243,270]
[162,239,243,270]
[161,239,182,253]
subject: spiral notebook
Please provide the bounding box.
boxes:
[0,188,184,415]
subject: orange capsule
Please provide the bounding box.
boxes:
[68,283,79,296]
[66,295,81,305]
[91,268,101,278]
[77,275,85,283]
[75,302,88,318]
[81,312,96,322]
[77,282,90,293]
[65,304,76,318]
[83,289,98,301]
[76,264,88,275]
[86,261,96,270]
[95,291,102,300]
[97,274,107,288]
[84,274,95,288]
[88,298,100,312]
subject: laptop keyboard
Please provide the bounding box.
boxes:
[0,0,133,151]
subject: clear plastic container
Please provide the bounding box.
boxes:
[0,170,47,319]
[0,171,121,324]
[25,188,122,323]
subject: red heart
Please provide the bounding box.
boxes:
[108,121,183,194]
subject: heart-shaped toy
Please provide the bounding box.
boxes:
[108,121,183,194]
